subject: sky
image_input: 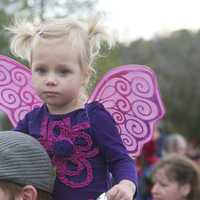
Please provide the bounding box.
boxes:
[97,0,200,42]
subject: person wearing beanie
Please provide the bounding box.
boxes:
[0,131,55,200]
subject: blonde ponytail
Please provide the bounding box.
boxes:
[7,19,39,63]
[87,16,114,67]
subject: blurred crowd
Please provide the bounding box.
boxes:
[136,123,200,200]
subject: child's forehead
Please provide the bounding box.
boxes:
[32,36,80,56]
[30,32,87,67]
[32,40,76,55]
[33,33,85,53]
[31,37,83,68]
[33,35,70,46]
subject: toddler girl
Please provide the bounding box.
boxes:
[9,17,137,200]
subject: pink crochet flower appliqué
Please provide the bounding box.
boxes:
[39,116,99,188]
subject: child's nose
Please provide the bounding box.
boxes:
[151,183,159,194]
[45,74,58,85]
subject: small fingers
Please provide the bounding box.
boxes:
[106,185,131,200]
[106,186,119,200]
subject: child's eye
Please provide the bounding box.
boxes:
[34,67,47,75]
[57,69,71,76]
[159,181,169,187]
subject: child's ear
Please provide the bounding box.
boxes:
[20,185,38,200]
[180,184,191,198]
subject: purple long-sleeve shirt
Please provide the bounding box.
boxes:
[14,101,137,200]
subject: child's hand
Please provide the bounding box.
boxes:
[106,180,136,200]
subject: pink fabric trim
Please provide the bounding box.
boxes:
[39,116,99,188]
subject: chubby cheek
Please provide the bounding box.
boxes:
[151,184,165,198]
[64,85,80,99]
[0,188,10,200]
[151,184,159,195]
[31,75,42,94]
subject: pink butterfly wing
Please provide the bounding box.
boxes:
[0,55,42,127]
[88,65,165,158]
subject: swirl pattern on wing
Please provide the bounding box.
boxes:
[0,88,21,108]
[11,68,28,86]
[20,86,38,105]
[0,55,42,126]
[0,66,11,85]
[88,65,165,157]
[131,74,154,98]
[132,99,159,120]
[111,108,126,124]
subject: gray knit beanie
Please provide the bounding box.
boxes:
[0,131,55,193]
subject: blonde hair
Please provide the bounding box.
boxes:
[8,17,114,100]
[8,17,114,69]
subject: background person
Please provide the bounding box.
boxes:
[151,154,200,200]
[162,133,187,156]
[0,131,55,200]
